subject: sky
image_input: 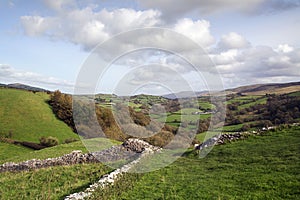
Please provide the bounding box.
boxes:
[0,0,300,95]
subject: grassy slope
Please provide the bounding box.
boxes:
[0,88,78,143]
[0,142,32,162]
[94,126,300,200]
[0,137,122,199]
[0,138,122,165]
[238,97,267,110]
[0,164,111,199]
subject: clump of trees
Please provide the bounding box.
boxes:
[223,93,300,129]
[49,90,74,131]
[49,90,178,147]
[264,94,300,125]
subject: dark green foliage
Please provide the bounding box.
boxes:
[19,141,46,150]
[39,136,59,147]
[63,138,79,144]
[49,90,75,132]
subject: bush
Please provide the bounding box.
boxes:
[64,138,79,144]
[39,136,59,147]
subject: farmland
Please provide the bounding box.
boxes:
[0,83,300,199]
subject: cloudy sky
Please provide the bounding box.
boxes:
[0,0,299,94]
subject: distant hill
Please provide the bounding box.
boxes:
[1,83,50,92]
[163,91,209,99]
[162,81,300,98]
[226,81,300,95]
[0,88,77,144]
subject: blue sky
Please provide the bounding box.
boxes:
[0,0,299,94]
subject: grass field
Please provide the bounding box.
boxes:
[219,124,244,132]
[0,163,111,199]
[0,137,122,165]
[238,97,267,109]
[90,126,300,199]
[0,88,78,144]
[0,143,32,163]
[0,137,121,199]
[288,91,300,97]
[152,109,211,125]
[198,101,215,110]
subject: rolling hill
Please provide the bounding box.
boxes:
[162,81,300,98]
[0,88,78,144]
[226,81,300,95]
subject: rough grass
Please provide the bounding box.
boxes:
[0,88,78,143]
[0,143,32,163]
[90,126,300,199]
[0,164,111,200]
[0,137,122,199]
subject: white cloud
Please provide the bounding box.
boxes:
[0,64,74,92]
[211,49,239,65]
[213,45,300,88]
[18,2,300,92]
[21,7,162,50]
[20,16,57,36]
[275,44,294,53]
[218,32,250,50]
[173,18,215,47]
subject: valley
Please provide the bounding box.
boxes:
[0,82,299,199]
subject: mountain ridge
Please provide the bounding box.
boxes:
[1,81,300,97]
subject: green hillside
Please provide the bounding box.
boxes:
[0,88,78,144]
[91,126,300,199]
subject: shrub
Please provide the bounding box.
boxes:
[64,138,79,144]
[39,136,59,147]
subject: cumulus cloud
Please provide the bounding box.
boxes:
[20,16,57,36]
[0,64,74,92]
[21,7,162,50]
[18,1,300,92]
[212,45,300,87]
[275,44,294,53]
[218,32,250,50]
[173,18,215,47]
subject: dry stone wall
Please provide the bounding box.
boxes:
[0,138,160,173]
